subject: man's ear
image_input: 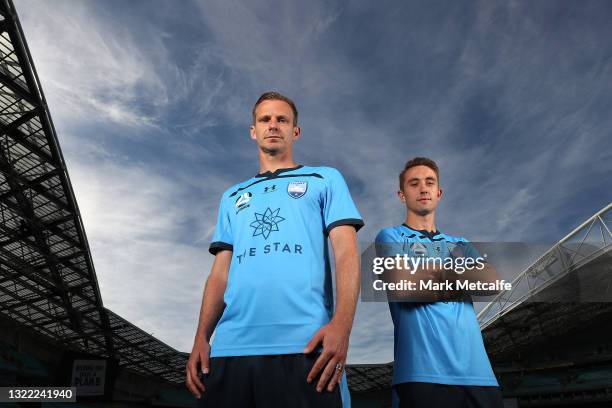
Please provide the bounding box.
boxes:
[438,188,443,199]
[397,190,406,203]
[293,126,301,140]
[249,125,256,141]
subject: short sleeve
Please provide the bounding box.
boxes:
[322,168,364,234]
[375,228,400,257]
[209,194,234,255]
[455,238,486,262]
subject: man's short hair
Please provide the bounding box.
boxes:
[252,91,298,126]
[399,157,440,190]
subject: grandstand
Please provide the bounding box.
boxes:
[478,203,612,407]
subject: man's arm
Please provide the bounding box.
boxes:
[381,263,439,302]
[185,250,231,399]
[381,260,501,302]
[374,238,440,301]
[436,241,502,298]
[439,261,502,298]
[304,225,360,392]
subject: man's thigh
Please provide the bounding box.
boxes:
[198,354,342,408]
[197,356,253,408]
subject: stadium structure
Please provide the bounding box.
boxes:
[478,203,612,407]
[0,0,191,406]
[0,0,610,407]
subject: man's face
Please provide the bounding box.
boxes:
[398,165,442,216]
[250,99,300,155]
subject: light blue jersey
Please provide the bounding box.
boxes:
[375,224,498,388]
[209,165,363,406]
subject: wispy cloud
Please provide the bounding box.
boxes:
[17,0,172,129]
[62,134,215,351]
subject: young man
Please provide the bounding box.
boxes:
[375,157,503,408]
[186,92,363,407]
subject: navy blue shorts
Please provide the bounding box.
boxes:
[197,353,342,408]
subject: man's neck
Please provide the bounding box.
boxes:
[404,211,437,232]
[258,150,297,174]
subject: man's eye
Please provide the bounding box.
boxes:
[278,118,287,123]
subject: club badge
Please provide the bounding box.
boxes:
[287,181,308,199]
[410,242,428,257]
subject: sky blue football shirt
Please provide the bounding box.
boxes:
[375,224,498,388]
[209,165,363,356]
[209,165,363,406]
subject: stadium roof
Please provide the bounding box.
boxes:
[479,203,612,357]
[0,0,187,384]
[478,203,611,327]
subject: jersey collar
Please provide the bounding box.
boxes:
[402,223,441,240]
[255,165,303,178]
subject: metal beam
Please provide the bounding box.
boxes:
[0,154,69,212]
[0,70,34,105]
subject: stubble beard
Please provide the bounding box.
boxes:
[412,203,434,216]
[415,208,432,216]
[262,146,281,155]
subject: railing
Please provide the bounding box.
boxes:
[478,203,611,329]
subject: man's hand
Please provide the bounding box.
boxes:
[304,224,358,393]
[185,338,210,399]
[303,320,350,393]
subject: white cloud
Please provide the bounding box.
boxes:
[64,136,215,351]
[348,302,394,364]
[195,0,342,81]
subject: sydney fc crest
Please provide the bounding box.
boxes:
[409,242,428,257]
[287,181,307,199]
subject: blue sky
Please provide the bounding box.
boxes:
[15,0,612,363]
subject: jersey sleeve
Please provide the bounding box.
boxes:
[208,194,234,255]
[455,237,487,263]
[322,168,364,234]
[375,228,400,257]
